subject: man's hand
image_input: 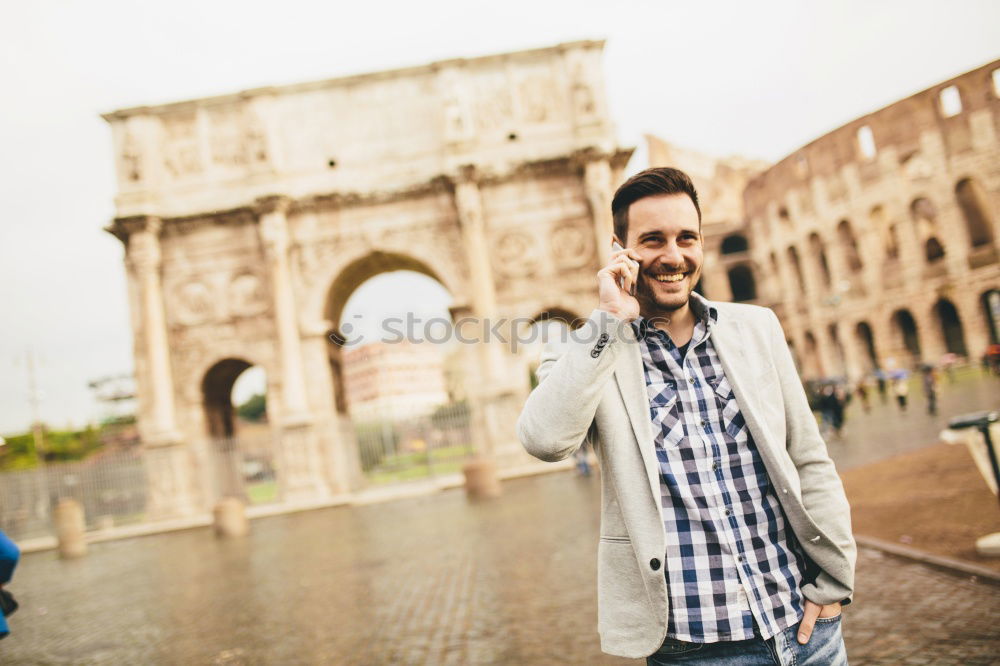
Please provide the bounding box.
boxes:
[797,599,842,644]
[597,245,641,321]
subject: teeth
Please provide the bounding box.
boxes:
[654,273,685,283]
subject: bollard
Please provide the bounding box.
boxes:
[53,498,87,559]
[462,458,502,499]
[213,497,249,538]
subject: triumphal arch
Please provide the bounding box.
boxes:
[103,41,632,516]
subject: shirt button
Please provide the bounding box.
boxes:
[724,509,731,516]
[701,419,707,427]
[687,377,695,384]
[736,555,743,562]
[650,558,661,571]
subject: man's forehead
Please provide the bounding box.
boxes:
[628,194,700,235]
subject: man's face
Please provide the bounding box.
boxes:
[623,193,703,315]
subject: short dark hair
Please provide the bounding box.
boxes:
[611,167,702,243]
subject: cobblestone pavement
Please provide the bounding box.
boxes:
[4,470,999,665]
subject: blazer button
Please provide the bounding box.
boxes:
[649,558,661,571]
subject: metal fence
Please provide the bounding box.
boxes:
[0,448,149,541]
[0,403,476,541]
[354,402,474,484]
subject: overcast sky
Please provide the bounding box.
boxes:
[1,0,997,434]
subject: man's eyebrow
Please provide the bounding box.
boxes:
[637,230,663,240]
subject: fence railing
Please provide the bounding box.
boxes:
[0,403,476,542]
[0,448,148,541]
[354,402,474,484]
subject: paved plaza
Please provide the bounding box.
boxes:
[4,460,999,665]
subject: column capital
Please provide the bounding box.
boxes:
[446,164,480,188]
[253,194,293,216]
[125,216,164,272]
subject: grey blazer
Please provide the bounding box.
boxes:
[516,302,856,659]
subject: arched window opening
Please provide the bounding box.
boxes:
[925,238,945,263]
[955,178,995,248]
[934,299,968,357]
[855,322,879,372]
[808,233,832,288]
[787,246,806,297]
[836,220,863,271]
[721,234,749,255]
[727,265,757,302]
[857,125,876,160]
[892,310,921,361]
[939,85,963,117]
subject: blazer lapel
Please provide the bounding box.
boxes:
[614,323,661,511]
[711,307,775,454]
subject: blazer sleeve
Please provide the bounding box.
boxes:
[516,309,628,462]
[766,309,857,606]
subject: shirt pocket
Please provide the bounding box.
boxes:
[647,380,685,449]
[706,373,747,440]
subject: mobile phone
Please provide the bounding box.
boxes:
[611,241,636,295]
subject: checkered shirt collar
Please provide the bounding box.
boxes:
[631,292,718,343]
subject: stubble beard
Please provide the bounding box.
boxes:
[636,273,692,325]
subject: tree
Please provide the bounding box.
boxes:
[237,393,267,422]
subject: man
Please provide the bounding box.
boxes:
[517,168,855,664]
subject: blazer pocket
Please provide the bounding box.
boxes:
[599,535,631,543]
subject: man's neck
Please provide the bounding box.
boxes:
[642,299,698,347]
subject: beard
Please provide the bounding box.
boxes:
[636,267,698,316]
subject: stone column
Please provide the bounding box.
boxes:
[583,155,615,267]
[127,217,181,445]
[453,170,504,388]
[257,196,311,424]
[452,170,522,476]
[256,196,328,503]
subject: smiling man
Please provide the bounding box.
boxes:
[517,167,855,665]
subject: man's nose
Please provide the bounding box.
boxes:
[657,241,684,267]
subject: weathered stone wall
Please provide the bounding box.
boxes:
[744,60,1000,378]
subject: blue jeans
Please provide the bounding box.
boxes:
[646,615,848,665]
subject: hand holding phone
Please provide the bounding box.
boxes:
[612,241,639,296]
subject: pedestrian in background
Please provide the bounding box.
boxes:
[854,378,870,414]
[892,375,909,411]
[921,365,938,416]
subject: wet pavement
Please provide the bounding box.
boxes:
[4,464,1000,665]
[821,370,999,470]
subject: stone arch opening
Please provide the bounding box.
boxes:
[934,299,968,356]
[202,358,269,499]
[324,251,452,417]
[727,264,757,302]
[828,323,846,378]
[323,252,470,482]
[982,289,1000,345]
[891,309,921,363]
[855,321,879,372]
[528,306,584,329]
[955,178,995,248]
[721,234,749,255]
[808,232,832,289]
[925,237,945,262]
[786,246,806,296]
[802,331,822,379]
[836,220,863,271]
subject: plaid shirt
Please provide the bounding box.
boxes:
[632,294,806,643]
